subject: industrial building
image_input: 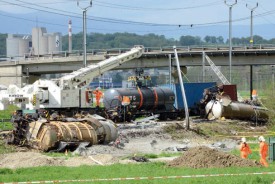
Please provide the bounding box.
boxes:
[6,34,32,59]
[31,27,62,56]
[6,27,62,59]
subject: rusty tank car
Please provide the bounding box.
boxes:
[10,110,118,151]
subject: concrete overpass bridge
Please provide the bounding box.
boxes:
[1,44,275,87]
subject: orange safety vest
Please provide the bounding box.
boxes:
[93,90,103,99]
[252,89,257,96]
[240,143,252,157]
[122,96,130,106]
[260,142,268,157]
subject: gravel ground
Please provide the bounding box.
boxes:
[0,120,240,169]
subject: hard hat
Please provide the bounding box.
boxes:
[258,136,265,142]
[241,137,246,143]
[96,87,99,90]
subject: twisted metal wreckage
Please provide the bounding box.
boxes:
[2,46,271,151]
[10,111,118,151]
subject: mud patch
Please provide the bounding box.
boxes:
[168,146,260,168]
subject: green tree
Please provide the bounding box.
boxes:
[204,36,218,44]
[0,34,7,56]
[179,35,202,46]
[217,36,224,44]
[253,35,267,44]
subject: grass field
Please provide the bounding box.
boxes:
[0,162,274,184]
[0,122,13,131]
[0,145,274,184]
[0,105,17,131]
[1,140,273,184]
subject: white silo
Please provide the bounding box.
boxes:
[55,33,62,52]
[6,34,19,57]
[6,34,31,58]
[40,35,48,55]
[48,32,62,54]
[19,35,31,57]
[32,27,47,55]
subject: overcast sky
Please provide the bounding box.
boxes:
[0,0,275,39]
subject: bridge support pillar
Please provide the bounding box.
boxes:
[0,65,40,87]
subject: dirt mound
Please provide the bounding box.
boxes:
[0,152,117,169]
[168,146,260,168]
[0,152,63,169]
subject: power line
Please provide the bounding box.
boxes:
[93,0,222,11]
[256,5,275,26]
[0,0,77,6]
[2,0,275,29]
[0,12,189,33]
[0,0,231,27]
[8,0,186,27]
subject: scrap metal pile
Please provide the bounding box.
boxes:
[9,110,118,151]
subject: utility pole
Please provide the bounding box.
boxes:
[272,66,275,97]
[168,54,172,86]
[225,0,237,83]
[77,0,92,68]
[173,46,189,130]
[202,52,206,82]
[246,3,258,46]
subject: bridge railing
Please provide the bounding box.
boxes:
[144,44,275,52]
[1,44,275,62]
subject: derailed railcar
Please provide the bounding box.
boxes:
[10,110,118,151]
[160,82,217,115]
[103,87,183,122]
[205,99,269,122]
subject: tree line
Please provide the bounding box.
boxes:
[64,33,275,50]
[1,32,275,55]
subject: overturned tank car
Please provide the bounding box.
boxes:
[10,110,118,151]
[205,99,269,122]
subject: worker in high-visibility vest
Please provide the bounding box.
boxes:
[259,136,269,167]
[93,87,103,107]
[122,96,131,106]
[121,96,131,122]
[240,137,252,159]
[252,89,258,101]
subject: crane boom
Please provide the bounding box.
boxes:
[0,45,144,110]
[60,45,144,89]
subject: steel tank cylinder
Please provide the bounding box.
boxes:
[205,100,269,121]
[103,87,175,110]
[82,114,118,143]
[32,121,98,151]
